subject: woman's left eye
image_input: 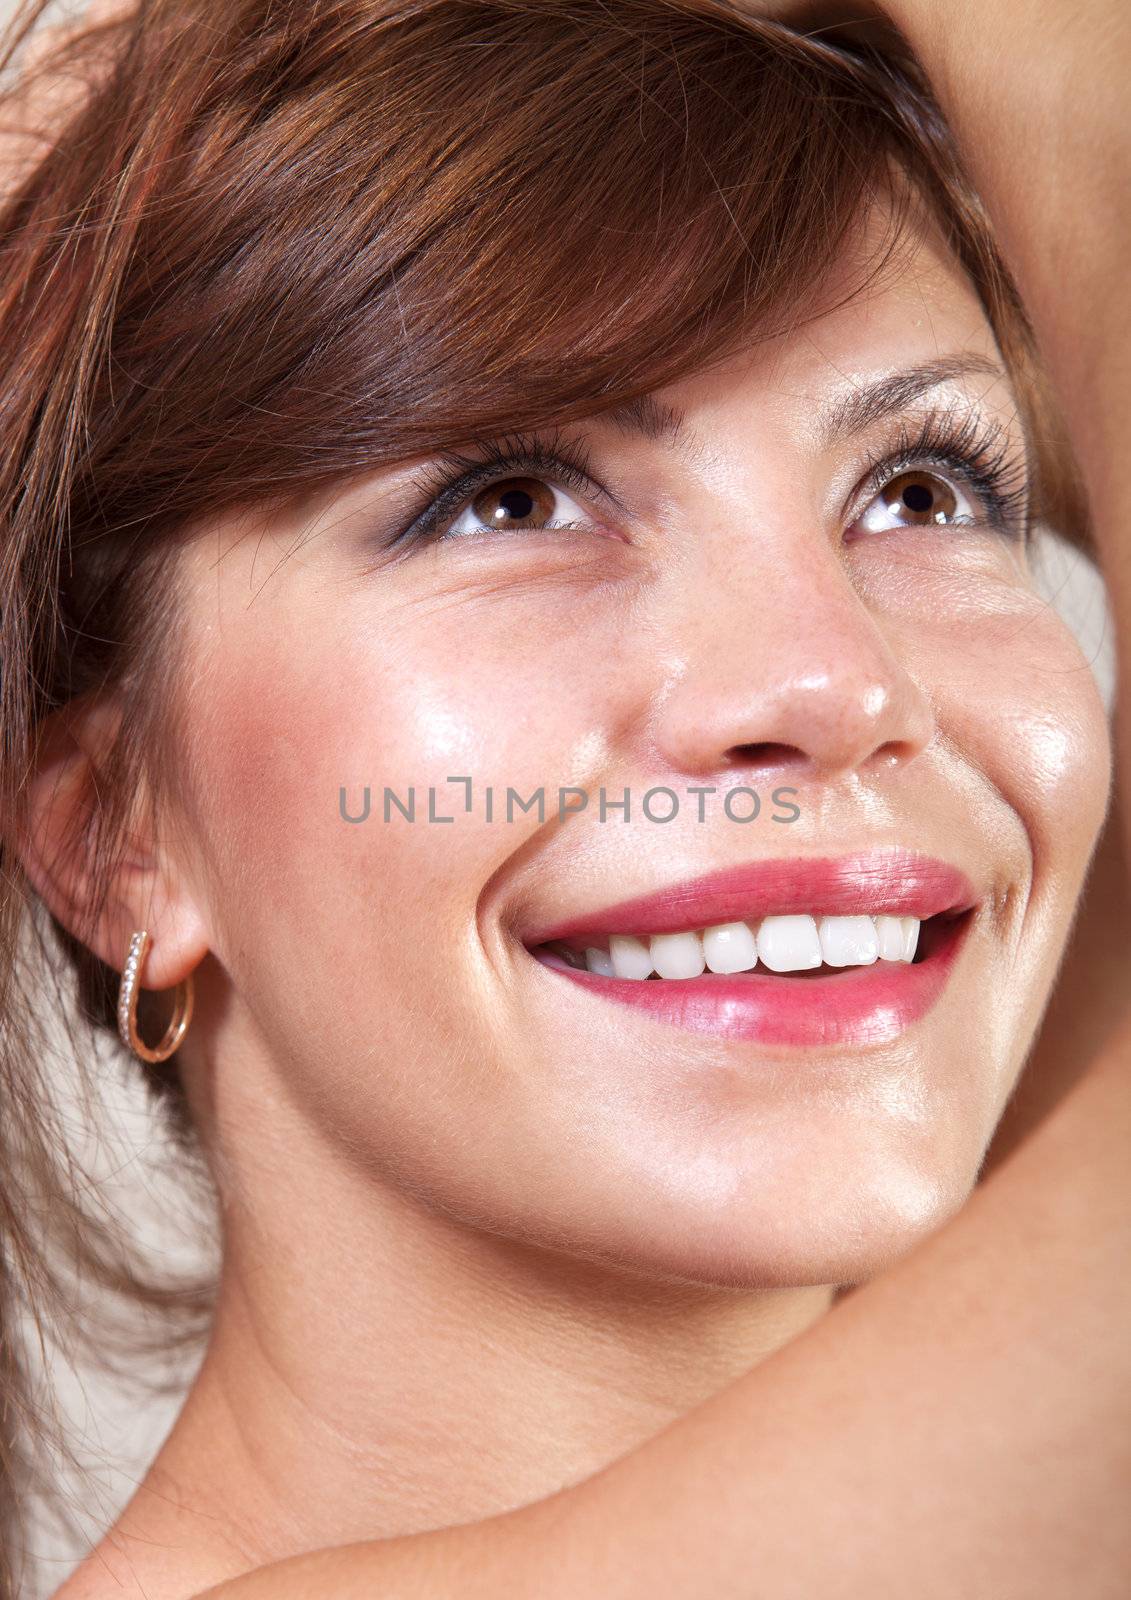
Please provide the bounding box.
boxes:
[854,468,977,534]
[445,475,590,538]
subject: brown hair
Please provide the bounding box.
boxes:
[0,0,1084,1588]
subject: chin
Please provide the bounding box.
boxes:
[707,1208,968,1291]
[497,1149,979,1295]
[622,1108,986,1290]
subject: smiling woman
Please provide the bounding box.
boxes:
[0,1,1122,1598]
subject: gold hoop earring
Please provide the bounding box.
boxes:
[117,929,194,1064]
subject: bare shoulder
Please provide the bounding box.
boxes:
[48,1532,242,1600]
[49,1550,153,1600]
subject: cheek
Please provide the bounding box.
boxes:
[184,603,619,1004]
[861,548,1112,869]
[937,603,1110,871]
[890,570,1112,1049]
[177,585,641,1182]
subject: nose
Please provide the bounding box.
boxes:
[645,537,936,785]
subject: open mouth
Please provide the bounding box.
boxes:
[530,908,965,982]
[518,853,979,1048]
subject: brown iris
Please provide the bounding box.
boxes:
[470,476,557,531]
[881,470,958,525]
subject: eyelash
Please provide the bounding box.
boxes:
[399,427,607,546]
[852,404,1032,540]
[393,408,1032,548]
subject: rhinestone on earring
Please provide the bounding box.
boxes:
[117,929,194,1064]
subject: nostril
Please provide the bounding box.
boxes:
[725,742,808,769]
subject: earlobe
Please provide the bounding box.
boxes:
[11,696,209,990]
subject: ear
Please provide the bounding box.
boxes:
[11,695,208,990]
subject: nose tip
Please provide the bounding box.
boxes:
[649,587,936,787]
[721,674,934,783]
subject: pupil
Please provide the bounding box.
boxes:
[901,480,935,514]
[499,487,534,520]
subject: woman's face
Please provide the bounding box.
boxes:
[164,212,1110,1288]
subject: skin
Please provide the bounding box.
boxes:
[981,792,1129,1174]
[131,0,1130,1594]
[454,0,1131,1593]
[22,148,1112,1598]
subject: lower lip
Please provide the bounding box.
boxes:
[530,916,968,1047]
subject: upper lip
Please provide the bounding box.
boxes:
[521,849,979,946]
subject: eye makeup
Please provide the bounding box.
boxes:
[380,398,1031,552]
[847,402,1031,542]
[394,427,622,548]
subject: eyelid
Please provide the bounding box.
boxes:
[845,403,1032,538]
[397,429,624,545]
[389,402,1031,551]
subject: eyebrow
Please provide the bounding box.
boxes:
[817,353,1008,445]
[600,392,697,449]
[596,353,1008,457]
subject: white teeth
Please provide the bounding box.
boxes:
[580,914,923,978]
[875,914,906,962]
[756,914,822,973]
[608,933,654,980]
[817,915,879,967]
[649,930,706,979]
[702,921,759,974]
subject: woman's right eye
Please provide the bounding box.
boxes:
[444,476,593,539]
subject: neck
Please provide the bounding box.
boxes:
[108,1080,835,1585]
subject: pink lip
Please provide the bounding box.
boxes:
[524,850,977,944]
[522,850,978,1048]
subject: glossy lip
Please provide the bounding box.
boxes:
[522,849,978,945]
[521,850,979,1049]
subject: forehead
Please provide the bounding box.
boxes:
[659,196,1004,429]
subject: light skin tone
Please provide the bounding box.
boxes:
[185,0,1128,1593]
[22,140,1113,1599]
[117,0,1129,1594]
